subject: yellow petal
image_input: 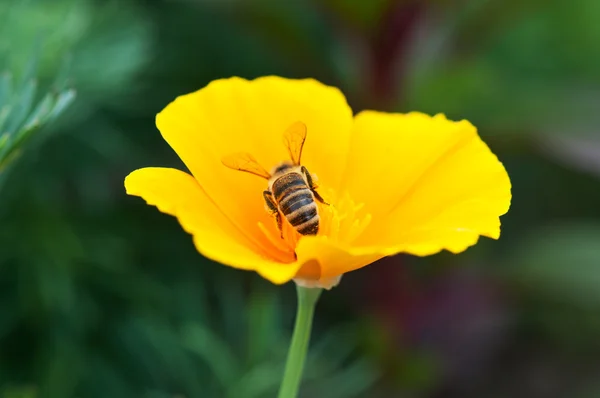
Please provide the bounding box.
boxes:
[295,237,384,282]
[124,167,301,284]
[345,111,511,256]
[155,77,353,258]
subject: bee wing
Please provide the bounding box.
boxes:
[283,121,307,165]
[221,152,272,179]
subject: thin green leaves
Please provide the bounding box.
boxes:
[0,64,75,182]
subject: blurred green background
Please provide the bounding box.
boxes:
[2,0,600,397]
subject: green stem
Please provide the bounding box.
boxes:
[277,285,322,398]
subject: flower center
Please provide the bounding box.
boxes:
[257,186,372,262]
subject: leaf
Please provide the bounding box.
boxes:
[0,107,10,135]
[47,89,75,121]
[4,79,36,136]
[21,93,53,131]
[0,72,12,108]
[0,59,75,183]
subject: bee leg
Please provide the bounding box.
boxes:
[275,212,284,239]
[263,191,284,238]
[312,189,329,206]
[301,166,318,188]
[301,166,329,206]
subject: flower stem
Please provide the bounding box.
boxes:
[277,285,322,398]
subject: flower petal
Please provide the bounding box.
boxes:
[295,237,385,281]
[345,111,511,255]
[155,77,353,257]
[125,167,302,284]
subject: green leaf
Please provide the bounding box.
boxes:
[5,79,36,135]
[47,88,75,121]
[21,93,53,131]
[0,72,12,107]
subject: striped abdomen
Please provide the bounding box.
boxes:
[272,172,319,235]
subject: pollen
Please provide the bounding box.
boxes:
[320,190,372,245]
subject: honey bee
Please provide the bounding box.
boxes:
[221,121,328,238]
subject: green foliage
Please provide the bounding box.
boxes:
[0,1,150,100]
[2,386,37,398]
[506,223,600,307]
[0,65,75,187]
[406,0,600,134]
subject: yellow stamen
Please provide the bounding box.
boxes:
[257,186,371,264]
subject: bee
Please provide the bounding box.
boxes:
[221,121,328,238]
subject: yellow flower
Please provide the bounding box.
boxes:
[125,76,511,288]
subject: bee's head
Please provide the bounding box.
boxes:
[271,161,294,175]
